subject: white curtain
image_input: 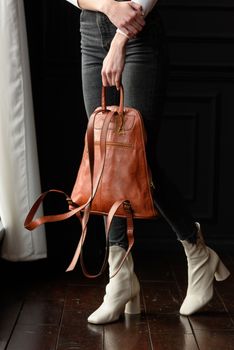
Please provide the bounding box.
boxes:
[0,0,47,261]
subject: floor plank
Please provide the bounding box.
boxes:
[0,247,233,350]
[146,314,192,335]
[0,299,22,350]
[6,324,58,350]
[103,315,151,350]
[150,333,199,350]
[142,281,182,314]
[17,300,64,326]
[57,324,104,350]
[195,330,234,350]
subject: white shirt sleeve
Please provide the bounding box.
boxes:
[131,0,158,16]
[65,0,158,15]
[65,0,81,9]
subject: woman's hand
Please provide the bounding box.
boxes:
[101,33,128,90]
[104,1,145,38]
[79,0,145,38]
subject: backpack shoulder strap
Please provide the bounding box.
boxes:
[24,110,115,231]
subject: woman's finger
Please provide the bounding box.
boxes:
[122,13,145,36]
[108,1,145,32]
[128,1,142,12]
[135,14,145,27]
[120,25,134,38]
[101,69,109,87]
[128,19,143,33]
[115,74,121,90]
[107,70,114,87]
[123,23,140,37]
[112,77,116,87]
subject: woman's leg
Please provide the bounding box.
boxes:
[122,9,230,316]
[80,9,230,322]
[81,10,140,325]
[81,7,197,247]
[122,8,198,242]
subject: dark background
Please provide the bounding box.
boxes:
[23,0,234,269]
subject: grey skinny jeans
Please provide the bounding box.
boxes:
[80,7,197,248]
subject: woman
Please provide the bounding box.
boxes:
[65,0,230,324]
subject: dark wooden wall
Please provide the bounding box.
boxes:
[24,0,234,266]
[157,0,234,245]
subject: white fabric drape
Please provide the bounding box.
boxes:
[0,0,47,261]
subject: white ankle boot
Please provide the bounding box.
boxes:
[180,222,230,316]
[87,245,141,324]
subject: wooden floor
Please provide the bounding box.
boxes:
[0,244,234,350]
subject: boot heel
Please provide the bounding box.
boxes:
[214,259,230,281]
[124,293,141,314]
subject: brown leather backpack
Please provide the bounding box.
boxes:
[24,85,158,277]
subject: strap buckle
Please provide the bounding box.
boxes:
[123,200,132,213]
[66,197,78,207]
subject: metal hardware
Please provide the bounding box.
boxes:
[123,201,132,212]
[66,197,78,207]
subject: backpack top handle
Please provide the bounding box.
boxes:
[101,85,125,132]
[101,85,124,115]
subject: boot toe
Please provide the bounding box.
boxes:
[87,306,120,324]
[179,295,211,316]
[87,312,100,324]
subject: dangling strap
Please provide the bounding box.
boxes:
[69,199,134,278]
[65,110,135,274]
[24,110,130,274]
[24,110,115,231]
[107,201,134,279]
[24,189,85,230]
[64,109,119,272]
[24,88,135,276]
